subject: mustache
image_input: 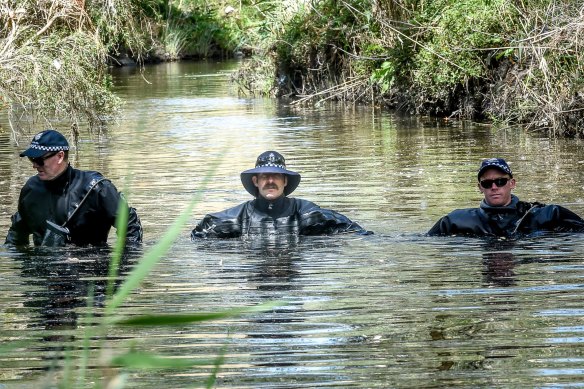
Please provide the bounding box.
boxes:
[262,183,279,190]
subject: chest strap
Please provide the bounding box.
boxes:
[512,201,543,234]
[61,176,106,227]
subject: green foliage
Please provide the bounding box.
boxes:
[0,0,147,133]
[411,0,517,93]
[161,4,227,58]
[232,0,285,47]
[138,0,583,135]
[162,23,191,59]
[150,0,251,58]
[106,194,199,314]
[252,0,380,99]
[108,189,131,298]
[233,55,278,97]
[238,0,584,135]
[111,352,217,369]
[277,0,371,60]
[371,61,396,94]
[114,304,279,326]
[85,0,149,56]
[4,0,581,137]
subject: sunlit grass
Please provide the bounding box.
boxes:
[162,24,190,60]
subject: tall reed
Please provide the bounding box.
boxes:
[32,158,280,387]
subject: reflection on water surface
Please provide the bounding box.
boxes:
[2,61,584,387]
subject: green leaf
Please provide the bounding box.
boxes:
[206,346,226,389]
[106,197,195,314]
[113,301,281,326]
[108,183,130,298]
[106,157,221,315]
[111,352,216,369]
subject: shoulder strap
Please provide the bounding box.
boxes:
[512,201,544,234]
[62,175,107,227]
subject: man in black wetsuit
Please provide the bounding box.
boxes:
[427,158,584,237]
[191,151,370,238]
[5,129,142,246]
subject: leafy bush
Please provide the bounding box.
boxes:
[236,0,584,136]
[0,0,146,135]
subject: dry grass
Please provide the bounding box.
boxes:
[237,0,584,137]
[487,2,584,136]
[0,0,147,141]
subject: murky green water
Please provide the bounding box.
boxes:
[2,61,584,387]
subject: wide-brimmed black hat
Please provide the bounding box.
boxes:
[240,151,301,196]
[20,129,69,158]
[477,158,513,180]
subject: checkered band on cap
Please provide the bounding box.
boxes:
[256,152,286,169]
[20,129,70,158]
[478,157,512,179]
[29,143,70,152]
[30,131,69,151]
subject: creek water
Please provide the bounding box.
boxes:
[2,61,584,388]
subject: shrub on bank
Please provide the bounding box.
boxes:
[235,0,584,137]
[0,0,146,135]
[3,0,581,137]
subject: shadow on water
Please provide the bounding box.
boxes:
[483,250,517,287]
[2,245,140,369]
[419,233,584,384]
[242,237,304,373]
[191,234,366,383]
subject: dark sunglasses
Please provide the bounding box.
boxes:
[29,152,58,166]
[480,177,510,189]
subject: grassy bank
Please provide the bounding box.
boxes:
[0,0,277,135]
[3,0,582,138]
[0,0,150,137]
[235,0,584,137]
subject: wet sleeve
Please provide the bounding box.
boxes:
[549,205,584,232]
[427,216,449,236]
[191,203,248,239]
[191,213,242,239]
[191,215,217,239]
[5,185,32,246]
[5,211,30,246]
[125,206,143,243]
[299,208,372,235]
[97,180,143,243]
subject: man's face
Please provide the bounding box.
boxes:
[29,150,67,181]
[478,168,516,207]
[252,173,287,201]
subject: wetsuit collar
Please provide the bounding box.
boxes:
[254,195,288,216]
[480,194,519,212]
[44,164,72,194]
